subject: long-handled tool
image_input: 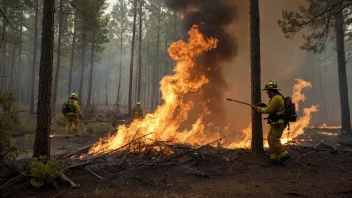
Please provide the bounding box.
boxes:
[226,98,254,107]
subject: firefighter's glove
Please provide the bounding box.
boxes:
[257,102,267,107]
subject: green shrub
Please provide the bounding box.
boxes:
[29,157,64,188]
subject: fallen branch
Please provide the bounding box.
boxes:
[64,132,155,170]
[0,173,24,190]
[85,166,105,180]
[58,144,94,159]
[118,128,141,166]
[61,174,80,188]
[154,136,226,165]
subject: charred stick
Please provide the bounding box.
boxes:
[0,173,24,190]
[85,166,105,180]
[65,132,155,170]
[155,136,226,165]
[61,174,80,188]
[118,128,141,166]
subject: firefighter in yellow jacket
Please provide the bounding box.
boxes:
[132,102,143,120]
[253,81,290,165]
[65,93,81,137]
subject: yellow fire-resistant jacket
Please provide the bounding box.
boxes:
[66,99,81,116]
[256,94,285,124]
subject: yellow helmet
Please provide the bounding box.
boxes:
[137,102,141,105]
[263,81,281,91]
[70,93,78,100]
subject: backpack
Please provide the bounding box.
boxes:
[62,101,69,116]
[282,96,297,122]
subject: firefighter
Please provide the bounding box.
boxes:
[65,93,81,137]
[132,102,143,120]
[253,81,290,165]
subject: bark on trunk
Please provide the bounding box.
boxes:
[105,71,108,106]
[17,5,23,102]
[137,0,143,102]
[151,0,162,110]
[116,32,123,104]
[30,0,39,113]
[79,32,86,103]
[0,2,7,90]
[8,45,15,91]
[33,0,55,158]
[68,16,77,95]
[334,1,352,134]
[250,0,264,154]
[52,0,64,112]
[128,0,138,115]
[87,38,95,107]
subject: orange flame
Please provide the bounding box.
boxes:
[306,123,341,129]
[88,25,220,155]
[292,78,312,111]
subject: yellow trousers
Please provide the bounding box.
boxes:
[66,115,80,136]
[267,123,289,160]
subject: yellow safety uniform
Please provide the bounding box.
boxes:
[65,99,81,136]
[256,93,289,160]
[132,105,143,120]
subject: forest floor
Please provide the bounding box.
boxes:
[1,106,352,198]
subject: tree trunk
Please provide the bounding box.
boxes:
[137,0,143,102]
[151,0,162,110]
[87,38,95,107]
[30,0,39,113]
[68,16,77,95]
[17,5,23,102]
[33,0,55,158]
[52,0,64,112]
[128,0,138,115]
[8,45,16,91]
[116,32,123,104]
[250,0,264,154]
[146,35,150,107]
[334,1,352,134]
[0,1,7,91]
[105,70,108,106]
[79,32,87,103]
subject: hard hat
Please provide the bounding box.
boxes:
[263,81,281,91]
[137,102,141,105]
[70,93,79,100]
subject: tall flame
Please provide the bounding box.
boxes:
[281,79,318,144]
[89,25,219,155]
[292,79,312,111]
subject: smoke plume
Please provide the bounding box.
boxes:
[165,0,238,126]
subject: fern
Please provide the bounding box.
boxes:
[29,157,64,188]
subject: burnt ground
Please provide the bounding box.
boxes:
[1,106,352,198]
[1,137,352,198]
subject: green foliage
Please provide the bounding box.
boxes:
[29,157,64,188]
[277,0,341,53]
[0,91,19,162]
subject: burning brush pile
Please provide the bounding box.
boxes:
[74,0,321,162]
